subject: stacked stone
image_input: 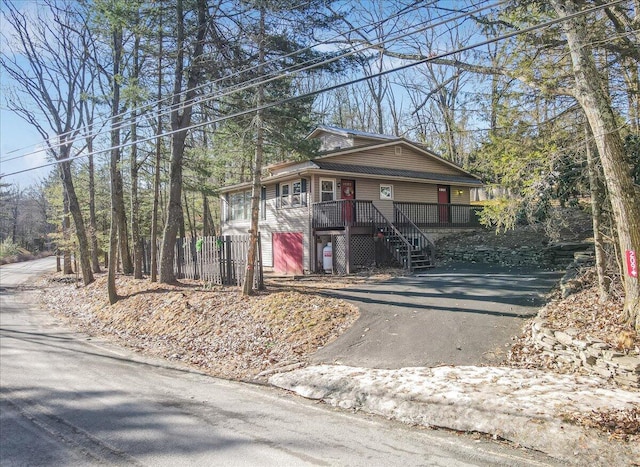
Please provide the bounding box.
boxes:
[439,243,593,269]
[530,318,640,389]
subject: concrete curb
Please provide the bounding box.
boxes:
[270,365,640,465]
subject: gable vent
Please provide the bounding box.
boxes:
[395,146,402,156]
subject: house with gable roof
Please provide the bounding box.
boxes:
[219,125,483,275]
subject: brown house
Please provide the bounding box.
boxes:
[219,126,483,275]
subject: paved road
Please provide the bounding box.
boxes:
[311,263,562,368]
[0,258,560,466]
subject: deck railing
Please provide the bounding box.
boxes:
[393,207,436,265]
[394,202,483,228]
[312,200,376,229]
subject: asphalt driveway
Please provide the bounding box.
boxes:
[310,263,563,368]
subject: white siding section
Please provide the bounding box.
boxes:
[220,182,312,272]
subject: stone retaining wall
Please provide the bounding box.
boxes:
[439,235,640,388]
[438,241,594,269]
[528,318,640,388]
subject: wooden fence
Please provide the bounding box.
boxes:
[143,235,263,288]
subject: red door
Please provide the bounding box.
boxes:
[273,232,303,275]
[341,179,356,224]
[437,185,450,224]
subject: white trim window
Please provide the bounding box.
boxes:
[292,180,302,206]
[278,179,307,208]
[230,190,251,220]
[320,179,335,202]
[379,184,394,200]
[280,182,290,207]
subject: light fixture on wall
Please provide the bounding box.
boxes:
[456,189,464,196]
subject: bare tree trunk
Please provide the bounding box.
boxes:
[10,189,19,245]
[243,6,266,296]
[60,160,93,285]
[130,27,143,280]
[62,190,73,275]
[108,25,123,304]
[130,112,143,279]
[183,190,195,240]
[203,194,215,237]
[117,173,133,275]
[151,8,164,283]
[552,0,640,329]
[585,125,610,301]
[87,152,101,273]
[159,0,207,283]
[622,57,639,133]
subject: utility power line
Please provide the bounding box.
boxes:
[0,0,625,179]
[0,0,441,160]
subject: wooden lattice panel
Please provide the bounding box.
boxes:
[334,234,347,275]
[351,235,375,268]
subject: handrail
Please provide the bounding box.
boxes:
[394,202,483,228]
[370,204,413,270]
[312,199,375,229]
[394,207,436,264]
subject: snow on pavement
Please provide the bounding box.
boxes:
[270,365,640,465]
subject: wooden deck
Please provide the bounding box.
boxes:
[312,200,482,230]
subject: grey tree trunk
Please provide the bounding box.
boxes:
[88,152,101,273]
[108,25,123,304]
[551,0,640,329]
[130,112,143,279]
[242,6,266,296]
[159,0,207,283]
[150,10,164,283]
[62,189,73,275]
[116,172,133,275]
[585,126,610,301]
[60,159,94,285]
[130,28,143,280]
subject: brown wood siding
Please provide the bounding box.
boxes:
[450,186,471,204]
[330,178,438,204]
[351,136,390,147]
[324,144,465,176]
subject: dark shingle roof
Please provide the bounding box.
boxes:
[312,161,483,185]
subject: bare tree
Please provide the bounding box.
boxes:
[159,0,208,283]
[550,0,640,329]
[1,0,94,285]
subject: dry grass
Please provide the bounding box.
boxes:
[40,272,360,381]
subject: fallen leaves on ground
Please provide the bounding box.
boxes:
[39,272,359,380]
[561,408,640,440]
[508,268,639,369]
[506,268,639,439]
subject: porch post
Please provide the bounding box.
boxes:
[345,224,352,274]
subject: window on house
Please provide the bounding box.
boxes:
[321,179,335,202]
[380,184,393,200]
[278,179,307,208]
[228,190,254,221]
[280,183,290,207]
[292,181,301,206]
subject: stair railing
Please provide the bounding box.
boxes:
[370,205,413,270]
[394,206,436,265]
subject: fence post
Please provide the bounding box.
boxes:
[225,236,233,285]
[141,239,147,275]
[257,235,264,290]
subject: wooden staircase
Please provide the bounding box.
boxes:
[371,206,435,273]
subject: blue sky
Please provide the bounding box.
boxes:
[0,105,52,187]
[0,0,53,188]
